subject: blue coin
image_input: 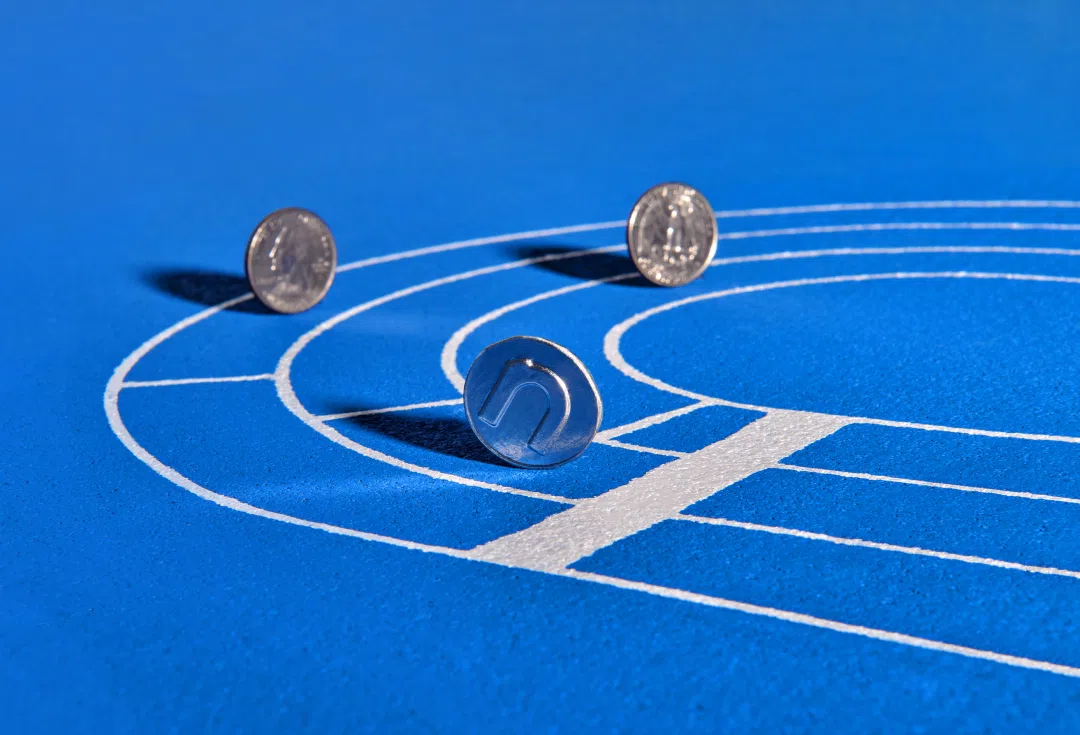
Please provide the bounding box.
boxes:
[463,336,603,468]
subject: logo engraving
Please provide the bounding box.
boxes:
[478,358,572,454]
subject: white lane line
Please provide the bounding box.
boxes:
[678,513,1080,581]
[605,270,1080,445]
[562,569,1080,679]
[712,200,1080,219]
[442,244,1080,399]
[595,401,714,441]
[593,437,688,458]
[710,244,1080,269]
[467,410,849,572]
[275,247,627,505]
[319,398,463,422]
[776,464,1080,506]
[336,226,625,272]
[440,267,635,390]
[121,374,275,389]
[714,222,1080,243]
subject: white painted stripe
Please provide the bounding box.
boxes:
[275,249,629,505]
[776,464,1080,506]
[594,438,688,458]
[562,569,1080,679]
[711,199,1080,219]
[319,398,463,422]
[715,222,1080,243]
[604,270,1080,445]
[467,411,849,572]
[440,266,635,390]
[336,224,625,272]
[121,374,275,389]
[678,513,1080,581]
[442,244,1080,399]
[595,402,713,441]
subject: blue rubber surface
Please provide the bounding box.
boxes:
[5,2,1080,732]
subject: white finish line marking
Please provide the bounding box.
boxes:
[468,410,850,572]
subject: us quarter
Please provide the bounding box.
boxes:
[463,336,603,469]
[626,183,718,287]
[245,207,337,314]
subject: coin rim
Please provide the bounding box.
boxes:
[245,206,338,314]
[626,182,719,287]
[462,335,604,469]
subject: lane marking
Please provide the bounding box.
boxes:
[467,411,849,572]
[106,202,1080,680]
[562,569,1080,679]
[605,270,1080,445]
[441,268,636,390]
[715,222,1080,243]
[595,401,713,441]
[776,464,1080,506]
[593,437,689,458]
[319,398,463,422]
[678,513,1080,581]
[121,374,275,389]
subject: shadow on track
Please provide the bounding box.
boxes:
[507,244,650,286]
[142,268,274,314]
[324,403,509,467]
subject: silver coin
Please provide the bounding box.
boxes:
[626,183,718,287]
[463,336,603,469]
[245,208,337,314]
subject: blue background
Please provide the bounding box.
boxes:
[5,2,1080,731]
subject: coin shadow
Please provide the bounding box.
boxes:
[508,244,653,287]
[142,268,274,314]
[325,404,511,467]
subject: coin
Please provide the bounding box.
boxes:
[245,208,337,314]
[463,336,603,469]
[626,183,718,287]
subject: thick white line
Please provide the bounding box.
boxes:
[605,270,1080,445]
[678,513,1080,581]
[121,374,275,389]
[562,569,1080,679]
[319,398,463,422]
[776,464,1080,506]
[467,410,849,572]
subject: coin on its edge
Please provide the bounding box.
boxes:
[626,183,718,287]
[245,207,337,314]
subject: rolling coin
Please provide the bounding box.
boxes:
[245,207,337,314]
[463,336,602,468]
[626,183,718,287]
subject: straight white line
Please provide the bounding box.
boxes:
[467,410,849,572]
[714,222,1080,242]
[562,569,1080,679]
[776,464,1080,506]
[594,438,688,458]
[711,200,1080,219]
[710,244,1080,269]
[121,374,275,389]
[595,401,714,441]
[319,398,463,422]
[677,513,1080,581]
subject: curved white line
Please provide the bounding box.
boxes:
[604,271,1080,444]
[716,222,1080,242]
[274,246,626,503]
[440,245,1080,410]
